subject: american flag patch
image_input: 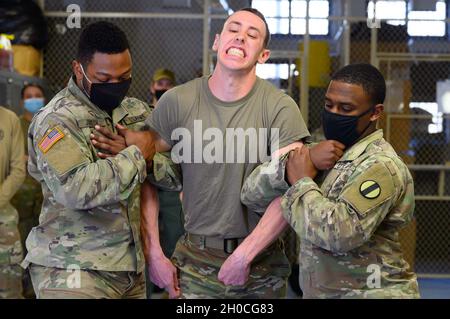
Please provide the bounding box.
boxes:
[38,127,65,153]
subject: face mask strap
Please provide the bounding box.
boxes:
[358,105,375,118]
[79,63,92,98]
[357,105,377,137]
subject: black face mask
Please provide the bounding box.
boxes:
[322,107,374,148]
[154,89,167,101]
[80,64,131,114]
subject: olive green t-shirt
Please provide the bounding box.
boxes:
[146,76,309,238]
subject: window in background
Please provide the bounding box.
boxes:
[256,63,296,80]
[367,0,447,36]
[410,102,443,134]
[252,0,329,35]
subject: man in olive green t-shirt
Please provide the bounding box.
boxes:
[143,8,310,299]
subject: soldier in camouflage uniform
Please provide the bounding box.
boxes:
[11,83,46,298]
[0,106,26,299]
[241,64,420,298]
[23,22,156,299]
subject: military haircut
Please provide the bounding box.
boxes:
[76,21,130,66]
[227,7,271,49]
[331,63,386,106]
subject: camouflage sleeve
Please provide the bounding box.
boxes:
[281,157,410,253]
[146,152,182,191]
[0,113,25,208]
[241,153,290,213]
[32,112,147,210]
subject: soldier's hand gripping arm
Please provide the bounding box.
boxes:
[241,140,345,213]
[0,114,25,208]
[218,142,302,286]
[282,150,411,253]
[31,113,150,210]
[92,125,181,191]
[140,181,181,298]
[92,124,156,165]
[227,141,346,286]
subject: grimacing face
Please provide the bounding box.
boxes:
[325,80,383,135]
[212,10,270,73]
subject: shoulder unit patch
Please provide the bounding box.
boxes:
[38,127,65,153]
[359,180,381,199]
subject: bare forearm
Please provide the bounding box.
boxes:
[140,181,164,261]
[155,133,172,153]
[236,197,288,264]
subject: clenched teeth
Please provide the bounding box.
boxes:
[227,47,245,58]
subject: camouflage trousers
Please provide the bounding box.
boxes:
[171,234,291,299]
[0,204,24,299]
[29,264,146,299]
[0,264,24,299]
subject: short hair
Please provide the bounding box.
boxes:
[331,63,386,105]
[21,83,45,99]
[227,8,271,48]
[77,21,130,66]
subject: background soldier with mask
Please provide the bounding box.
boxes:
[0,106,26,299]
[150,68,176,105]
[23,22,155,298]
[11,84,45,298]
[242,63,419,298]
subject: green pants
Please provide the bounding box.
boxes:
[29,264,146,299]
[172,235,291,299]
[0,204,23,299]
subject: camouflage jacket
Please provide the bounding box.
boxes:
[23,77,151,272]
[241,130,420,298]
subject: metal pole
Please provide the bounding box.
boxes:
[370,1,378,67]
[343,0,351,66]
[37,0,45,78]
[300,0,310,126]
[288,58,293,97]
[203,0,211,76]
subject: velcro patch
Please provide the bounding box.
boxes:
[38,127,65,153]
[341,162,395,217]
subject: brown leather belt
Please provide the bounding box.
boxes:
[186,233,245,254]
